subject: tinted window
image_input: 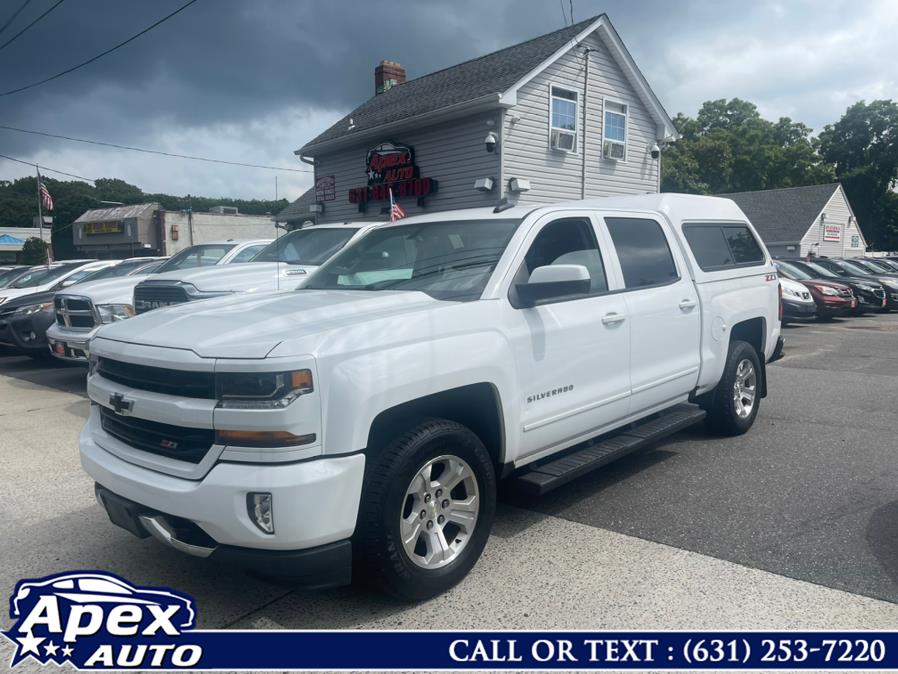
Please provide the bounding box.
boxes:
[723,226,765,264]
[229,244,266,264]
[518,218,607,296]
[683,226,734,269]
[155,244,236,273]
[605,218,678,288]
[10,265,79,288]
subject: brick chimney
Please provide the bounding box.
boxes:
[375,60,406,95]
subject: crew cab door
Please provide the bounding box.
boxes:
[502,212,630,462]
[601,215,701,414]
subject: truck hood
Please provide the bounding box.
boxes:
[95,289,441,358]
[58,275,152,305]
[148,262,315,294]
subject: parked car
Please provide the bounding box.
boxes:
[782,258,886,314]
[811,257,898,309]
[864,258,898,273]
[81,194,781,600]
[773,260,856,319]
[131,223,375,314]
[5,258,166,359]
[0,260,118,307]
[46,241,269,363]
[779,277,817,324]
[0,265,28,288]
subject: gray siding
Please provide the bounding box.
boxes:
[800,186,867,258]
[315,111,502,223]
[501,30,659,205]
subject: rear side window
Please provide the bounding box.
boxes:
[605,217,678,289]
[684,223,765,271]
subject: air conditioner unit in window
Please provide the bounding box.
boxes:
[550,129,576,152]
[603,140,626,160]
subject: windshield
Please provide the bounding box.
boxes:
[10,265,78,288]
[873,259,898,271]
[254,228,358,266]
[77,260,148,283]
[305,219,522,302]
[154,244,236,272]
[775,261,813,280]
[858,259,894,273]
[839,259,876,276]
[0,267,27,287]
[796,260,839,279]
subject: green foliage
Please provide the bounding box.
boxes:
[662,98,835,195]
[0,177,288,259]
[818,100,898,248]
[21,237,48,264]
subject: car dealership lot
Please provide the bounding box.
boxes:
[2,314,898,656]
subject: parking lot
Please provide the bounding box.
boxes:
[2,313,898,661]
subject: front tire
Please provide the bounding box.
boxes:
[704,340,762,436]
[355,419,496,601]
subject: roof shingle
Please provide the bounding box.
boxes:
[718,184,840,243]
[301,16,601,151]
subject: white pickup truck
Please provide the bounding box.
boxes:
[131,223,373,315]
[80,194,782,600]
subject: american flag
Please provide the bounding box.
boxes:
[39,179,54,211]
[388,187,406,222]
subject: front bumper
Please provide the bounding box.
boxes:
[81,420,365,559]
[95,484,352,587]
[815,297,855,317]
[46,323,96,362]
[782,299,816,318]
[8,310,55,352]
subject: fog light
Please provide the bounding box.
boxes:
[247,493,274,534]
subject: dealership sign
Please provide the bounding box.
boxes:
[83,222,124,235]
[823,224,842,242]
[348,141,437,207]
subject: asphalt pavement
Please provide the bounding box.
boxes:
[1,314,897,664]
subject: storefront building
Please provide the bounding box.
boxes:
[292,15,677,224]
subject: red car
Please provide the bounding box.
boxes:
[775,260,857,318]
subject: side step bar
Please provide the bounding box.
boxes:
[511,403,707,496]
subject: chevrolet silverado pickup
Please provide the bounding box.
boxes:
[80,194,782,600]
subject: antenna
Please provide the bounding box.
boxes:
[275,176,280,291]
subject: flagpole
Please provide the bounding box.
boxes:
[35,164,48,266]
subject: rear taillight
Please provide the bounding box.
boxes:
[778,282,783,322]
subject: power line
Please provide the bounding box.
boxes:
[569,0,574,24]
[0,0,66,53]
[0,0,33,37]
[0,151,95,182]
[0,123,313,173]
[558,0,568,26]
[0,0,198,96]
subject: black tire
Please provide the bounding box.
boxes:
[355,418,496,601]
[704,340,762,436]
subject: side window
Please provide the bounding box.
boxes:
[684,223,765,270]
[602,100,628,160]
[549,86,578,152]
[605,217,678,288]
[513,218,608,301]
[229,245,265,264]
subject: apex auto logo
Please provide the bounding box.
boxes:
[2,571,201,669]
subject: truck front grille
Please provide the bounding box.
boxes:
[54,296,96,330]
[99,406,213,463]
[97,357,215,399]
[874,288,885,298]
[133,284,190,314]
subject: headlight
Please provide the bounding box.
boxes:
[96,303,135,324]
[215,369,313,409]
[816,286,840,296]
[857,285,876,292]
[879,279,898,289]
[784,287,802,297]
[13,302,52,317]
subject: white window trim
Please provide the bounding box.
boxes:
[601,97,629,162]
[548,83,580,155]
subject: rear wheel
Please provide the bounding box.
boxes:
[355,419,496,601]
[704,340,761,436]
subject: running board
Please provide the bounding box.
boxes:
[512,404,707,496]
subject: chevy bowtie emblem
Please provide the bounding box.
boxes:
[109,393,133,415]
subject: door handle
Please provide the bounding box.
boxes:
[601,312,626,325]
[678,299,697,310]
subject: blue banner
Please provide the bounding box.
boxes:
[4,571,897,670]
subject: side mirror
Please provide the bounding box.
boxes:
[515,264,590,308]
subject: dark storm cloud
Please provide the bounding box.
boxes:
[0,0,895,198]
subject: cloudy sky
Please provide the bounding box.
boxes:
[0,0,895,202]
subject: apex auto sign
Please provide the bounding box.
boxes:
[348,141,437,206]
[823,224,842,242]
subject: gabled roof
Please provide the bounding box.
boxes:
[275,187,316,222]
[718,184,841,243]
[299,15,675,154]
[75,203,159,223]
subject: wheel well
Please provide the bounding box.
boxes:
[366,384,504,467]
[730,317,765,355]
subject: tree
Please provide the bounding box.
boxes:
[818,100,898,248]
[21,237,48,264]
[662,98,834,194]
